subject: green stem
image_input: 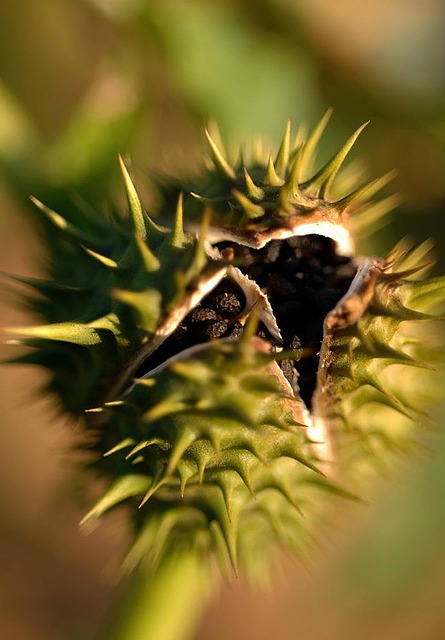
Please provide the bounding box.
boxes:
[106,550,216,640]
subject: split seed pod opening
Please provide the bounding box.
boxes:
[8,115,445,577]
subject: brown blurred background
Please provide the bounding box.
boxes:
[1,1,445,638]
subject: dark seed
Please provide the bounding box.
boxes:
[289,335,302,351]
[226,321,244,338]
[205,320,229,339]
[189,307,218,323]
[214,292,245,316]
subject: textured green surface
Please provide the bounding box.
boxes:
[8,119,445,576]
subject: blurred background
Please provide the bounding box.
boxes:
[1,0,445,638]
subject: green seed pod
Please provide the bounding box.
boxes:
[7,114,445,577]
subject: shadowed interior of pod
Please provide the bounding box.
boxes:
[136,234,357,409]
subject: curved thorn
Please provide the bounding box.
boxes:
[190,191,213,206]
[275,118,291,177]
[134,236,161,272]
[232,189,265,219]
[277,185,293,214]
[263,154,284,187]
[243,167,264,200]
[118,156,147,239]
[139,473,165,507]
[300,108,333,179]
[166,431,197,477]
[303,121,369,198]
[82,246,118,269]
[204,128,236,182]
[285,144,304,198]
[171,192,186,248]
[30,196,98,247]
[334,171,396,212]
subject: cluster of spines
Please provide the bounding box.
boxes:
[81,332,351,574]
[181,112,394,235]
[317,240,445,474]
[5,116,445,576]
[6,160,222,413]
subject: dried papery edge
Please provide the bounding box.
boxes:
[121,267,283,392]
[205,218,354,255]
[110,266,227,399]
[324,257,384,331]
[311,257,387,468]
[226,266,282,342]
[114,216,362,462]
[265,359,312,428]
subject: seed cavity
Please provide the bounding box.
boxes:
[136,234,357,410]
[217,235,357,408]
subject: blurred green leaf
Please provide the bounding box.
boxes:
[141,1,321,140]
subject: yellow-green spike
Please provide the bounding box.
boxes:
[299,108,333,179]
[125,438,167,460]
[277,184,293,214]
[217,473,238,523]
[138,468,165,507]
[80,475,151,525]
[190,192,214,207]
[204,128,236,182]
[30,197,97,247]
[112,288,162,333]
[243,167,264,201]
[304,121,369,198]
[218,514,239,577]
[334,171,396,212]
[196,450,212,484]
[82,246,118,269]
[104,438,135,456]
[206,117,227,158]
[134,236,161,272]
[103,400,126,407]
[232,189,265,219]
[6,321,102,345]
[263,154,284,187]
[274,118,291,177]
[177,461,195,497]
[171,192,186,248]
[166,430,197,476]
[143,396,187,423]
[119,156,147,239]
[284,145,304,199]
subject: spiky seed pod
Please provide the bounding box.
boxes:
[7,115,445,577]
